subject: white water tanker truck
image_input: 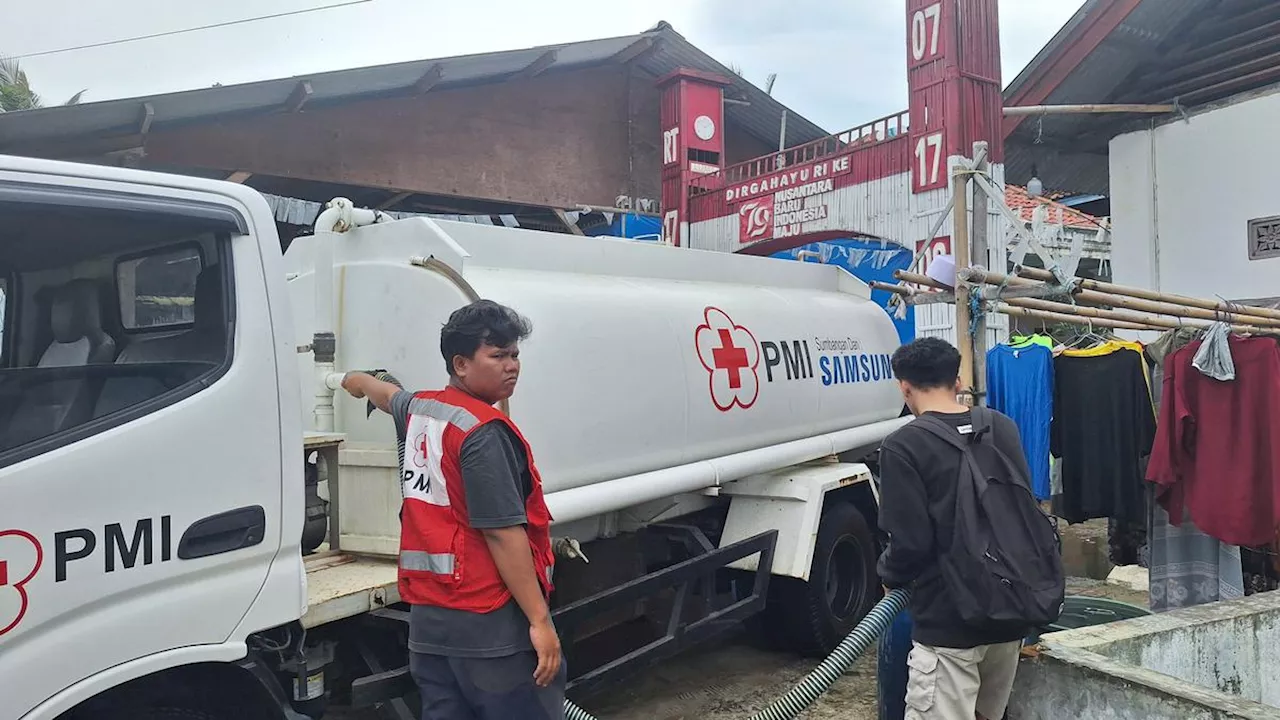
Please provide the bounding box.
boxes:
[0,155,908,720]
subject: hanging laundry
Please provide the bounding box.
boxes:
[1147,335,1280,547]
[1009,332,1054,350]
[1051,341,1156,524]
[1143,332,1242,612]
[1107,515,1147,567]
[1192,321,1235,381]
[1149,503,1244,612]
[986,342,1053,500]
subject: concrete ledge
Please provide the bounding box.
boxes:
[1010,593,1280,719]
[1010,645,1280,720]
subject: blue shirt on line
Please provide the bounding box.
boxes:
[986,344,1054,500]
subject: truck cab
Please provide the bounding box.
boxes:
[0,157,307,720]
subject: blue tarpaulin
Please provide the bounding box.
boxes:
[582,213,662,242]
[771,239,916,344]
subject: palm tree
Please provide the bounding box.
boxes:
[0,56,85,112]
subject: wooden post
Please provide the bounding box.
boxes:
[952,162,974,405]
[970,142,990,407]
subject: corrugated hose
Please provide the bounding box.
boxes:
[354,369,911,719]
[564,588,911,720]
[360,370,407,496]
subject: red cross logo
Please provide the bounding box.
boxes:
[413,432,430,468]
[0,529,43,637]
[695,307,761,412]
[712,329,751,389]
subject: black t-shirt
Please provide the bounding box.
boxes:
[389,390,537,658]
[1051,350,1156,524]
[876,409,1034,649]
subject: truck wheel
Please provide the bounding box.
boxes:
[770,501,880,656]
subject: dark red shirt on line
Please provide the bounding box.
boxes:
[1146,335,1280,547]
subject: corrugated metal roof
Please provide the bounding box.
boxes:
[1004,0,1280,194]
[0,23,829,153]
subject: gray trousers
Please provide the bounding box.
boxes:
[410,650,567,720]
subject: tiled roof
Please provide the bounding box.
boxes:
[1005,184,1103,231]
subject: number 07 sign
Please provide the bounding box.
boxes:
[907,0,950,194]
[908,1,945,68]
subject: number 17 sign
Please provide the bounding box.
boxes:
[907,0,950,194]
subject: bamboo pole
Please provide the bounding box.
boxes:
[1000,296,1280,336]
[895,269,957,291]
[961,267,1280,329]
[1003,103,1178,116]
[891,270,1280,336]
[994,304,1160,332]
[971,141,990,407]
[870,280,945,302]
[1015,266,1280,322]
[877,278,1172,332]
[952,164,974,405]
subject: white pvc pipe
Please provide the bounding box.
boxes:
[545,416,909,524]
[310,198,386,432]
[312,198,383,337]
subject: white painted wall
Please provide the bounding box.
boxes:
[1110,86,1280,302]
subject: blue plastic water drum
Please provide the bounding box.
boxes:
[877,607,914,720]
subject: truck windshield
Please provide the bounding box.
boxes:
[0,192,235,464]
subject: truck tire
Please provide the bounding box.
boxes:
[769,501,881,656]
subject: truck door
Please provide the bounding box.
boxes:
[0,172,287,718]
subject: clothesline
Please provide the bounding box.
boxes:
[961,267,1280,329]
[874,270,1280,338]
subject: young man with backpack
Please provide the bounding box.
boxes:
[877,337,1064,720]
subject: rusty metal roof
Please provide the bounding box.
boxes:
[0,22,828,155]
[1004,0,1280,195]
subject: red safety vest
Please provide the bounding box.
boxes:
[397,386,555,612]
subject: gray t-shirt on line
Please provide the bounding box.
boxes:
[389,390,536,658]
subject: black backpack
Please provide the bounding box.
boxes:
[915,406,1066,628]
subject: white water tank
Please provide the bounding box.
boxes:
[284,218,905,550]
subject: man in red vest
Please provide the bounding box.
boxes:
[340,299,564,720]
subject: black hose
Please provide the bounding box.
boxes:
[360,370,406,495]
[564,588,911,720]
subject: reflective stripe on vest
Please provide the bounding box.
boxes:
[400,550,456,574]
[408,396,480,432]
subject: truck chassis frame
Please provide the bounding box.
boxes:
[347,528,778,713]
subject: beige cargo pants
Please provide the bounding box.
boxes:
[904,640,1021,719]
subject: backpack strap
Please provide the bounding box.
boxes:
[912,414,972,450]
[969,406,995,444]
[912,412,990,497]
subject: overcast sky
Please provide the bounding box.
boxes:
[10,0,1084,131]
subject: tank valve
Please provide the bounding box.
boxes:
[553,537,589,564]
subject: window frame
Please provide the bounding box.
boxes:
[113,241,208,335]
[0,182,243,470]
[0,272,13,368]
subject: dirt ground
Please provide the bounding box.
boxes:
[578,636,880,720]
